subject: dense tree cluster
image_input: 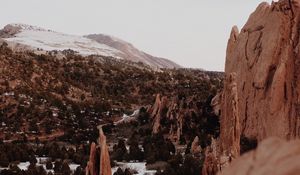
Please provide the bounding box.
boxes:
[156,154,203,175]
[0,143,34,167]
[0,141,87,175]
[143,134,176,164]
[0,160,85,175]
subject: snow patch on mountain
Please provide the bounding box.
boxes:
[4,24,122,57]
[1,23,181,69]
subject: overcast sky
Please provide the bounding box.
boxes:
[0,0,272,71]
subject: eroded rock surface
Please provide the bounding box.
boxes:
[86,127,112,175]
[203,0,300,174]
[148,93,219,144]
[148,94,190,142]
[224,0,300,142]
[219,73,240,159]
[218,138,300,175]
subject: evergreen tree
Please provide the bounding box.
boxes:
[0,152,9,167]
[61,161,71,175]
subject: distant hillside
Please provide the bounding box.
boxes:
[0,23,181,69]
[0,42,223,143]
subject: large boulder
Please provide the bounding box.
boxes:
[218,138,300,175]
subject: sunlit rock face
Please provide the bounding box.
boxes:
[203,0,300,174]
[224,0,300,143]
[86,127,112,175]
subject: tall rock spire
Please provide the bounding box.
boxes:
[86,126,112,175]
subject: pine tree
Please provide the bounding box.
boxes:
[0,152,9,167]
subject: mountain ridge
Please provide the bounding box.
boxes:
[0,23,182,69]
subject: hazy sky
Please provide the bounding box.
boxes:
[0,0,273,71]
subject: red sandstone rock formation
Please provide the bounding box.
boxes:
[148,94,198,143]
[219,73,240,159]
[203,1,300,174]
[86,143,97,175]
[218,138,300,175]
[203,73,240,175]
[224,0,300,142]
[86,127,112,175]
[202,139,219,175]
[149,94,169,134]
[99,127,112,175]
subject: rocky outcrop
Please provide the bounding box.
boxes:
[203,0,300,174]
[148,93,220,144]
[224,0,300,142]
[190,136,202,156]
[148,94,200,143]
[219,73,240,159]
[99,127,112,175]
[202,138,219,175]
[86,127,112,175]
[218,138,300,175]
[149,94,170,134]
[202,73,240,175]
[86,143,98,175]
[0,24,21,38]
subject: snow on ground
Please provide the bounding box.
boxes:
[69,163,80,172]
[114,109,140,125]
[17,160,55,174]
[4,24,122,58]
[0,157,80,173]
[112,162,156,175]
[17,162,30,170]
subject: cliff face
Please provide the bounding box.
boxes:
[203,1,300,174]
[224,0,300,142]
[218,138,300,175]
[86,127,112,175]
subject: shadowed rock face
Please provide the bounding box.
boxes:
[218,138,300,175]
[148,94,190,143]
[223,0,300,142]
[86,127,112,175]
[148,93,220,145]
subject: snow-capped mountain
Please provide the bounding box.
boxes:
[0,23,181,69]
